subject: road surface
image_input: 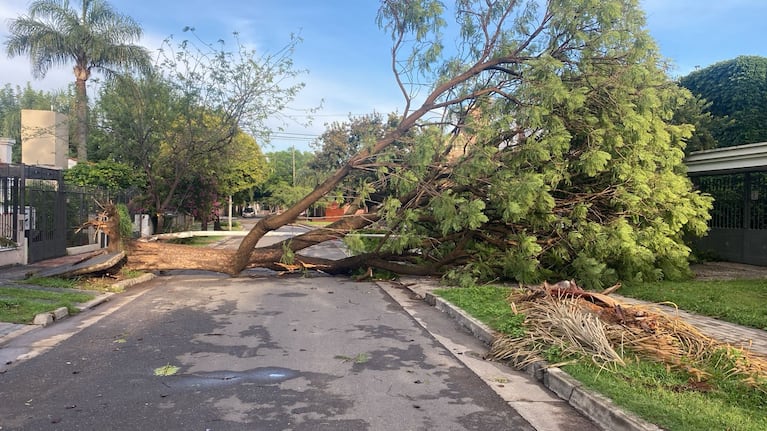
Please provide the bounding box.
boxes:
[0,222,597,430]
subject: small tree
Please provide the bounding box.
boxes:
[94,31,306,231]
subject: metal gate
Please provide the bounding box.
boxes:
[692,171,767,265]
[25,166,67,263]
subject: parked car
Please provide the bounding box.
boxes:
[242,207,256,218]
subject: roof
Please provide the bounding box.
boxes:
[684,141,767,175]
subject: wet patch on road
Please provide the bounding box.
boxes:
[347,344,436,372]
[349,323,420,343]
[158,367,365,429]
[163,367,300,389]
[276,292,309,298]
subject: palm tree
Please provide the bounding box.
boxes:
[5,0,151,162]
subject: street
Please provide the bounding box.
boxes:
[1,274,536,430]
[0,222,598,430]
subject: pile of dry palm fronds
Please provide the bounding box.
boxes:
[488,280,767,389]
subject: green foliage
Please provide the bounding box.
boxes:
[264,181,314,210]
[670,92,724,153]
[116,203,132,242]
[91,29,302,224]
[5,0,151,160]
[307,112,402,212]
[218,132,269,200]
[434,286,525,337]
[64,160,145,191]
[680,56,767,147]
[280,240,295,265]
[431,192,488,236]
[360,0,713,288]
[265,149,316,187]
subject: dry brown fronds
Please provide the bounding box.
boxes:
[489,281,767,389]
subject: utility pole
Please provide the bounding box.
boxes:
[292,145,296,187]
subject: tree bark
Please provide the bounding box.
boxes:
[74,65,89,162]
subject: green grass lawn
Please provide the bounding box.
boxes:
[0,267,150,324]
[620,278,767,330]
[168,235,226,246]
[0,286,94,324]
[434,285,767,431]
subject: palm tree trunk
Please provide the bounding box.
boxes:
[74,71,88,161]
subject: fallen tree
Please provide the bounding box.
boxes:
[121,0,711,288]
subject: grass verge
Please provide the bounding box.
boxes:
[22,267,147,293]
[620,279,767,330]
[0,286,94,324]
[168,235,227,246]
[434,286,525,337]
[434,285,767,431]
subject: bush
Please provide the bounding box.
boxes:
[116,203,133,243]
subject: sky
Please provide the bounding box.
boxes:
[1,0,766,153]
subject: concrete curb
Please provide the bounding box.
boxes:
[401,281,663,431]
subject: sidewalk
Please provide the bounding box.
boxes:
[612,294,767,357]
[0,252,103,282]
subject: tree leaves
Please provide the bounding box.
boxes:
[153,364,180,377]
[431,192,488,236]
[350,0,715,288]
[680,56,767,147]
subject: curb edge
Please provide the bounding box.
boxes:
[404,283,664,431]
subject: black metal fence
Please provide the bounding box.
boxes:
[693,172,767,230]
[0,174,21,245]
[0,163,125,262]
[691,171,767,265]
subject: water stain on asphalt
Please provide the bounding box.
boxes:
[163,367,299,389]
[276,292,308,298]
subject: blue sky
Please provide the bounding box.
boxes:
[2,0,766,152]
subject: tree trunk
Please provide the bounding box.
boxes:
[73,66,89,162]
[230,127,410,273]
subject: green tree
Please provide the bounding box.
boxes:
[218,131,269,206]
[257,149,316,212]
[222,0,712,283]
[92,31,306,232]
[5,0,151,162]
[265,149,316,188]
[309,113,402,208]
[310,113,399,174]
[679,56,767,147]
[0,83,72,162]
[64,159,146,191]
[670,93,725,154]
[123,1,710,284]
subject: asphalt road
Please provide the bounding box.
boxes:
[0,273,539,430]
[0,223,598,430]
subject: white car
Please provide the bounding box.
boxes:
[242,207,256,218]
